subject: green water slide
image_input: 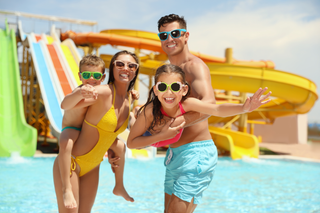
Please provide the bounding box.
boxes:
[0,22,37,157]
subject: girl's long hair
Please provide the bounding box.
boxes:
[107,50,140,91]
[138,64,190,131]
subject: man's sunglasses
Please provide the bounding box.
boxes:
[80,71,104,80]
[156,82,184,92]
[157,29,187,41]
[114,60,139,72]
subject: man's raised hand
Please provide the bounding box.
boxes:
[243,87,272,112]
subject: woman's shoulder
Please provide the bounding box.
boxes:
[95,84,113,96]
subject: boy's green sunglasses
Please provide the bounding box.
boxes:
[80,71,104,80]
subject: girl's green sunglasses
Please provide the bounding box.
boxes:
[80,71,104,80]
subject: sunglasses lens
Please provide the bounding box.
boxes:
[115,61,125,68]
[159,32,168,41]
[128,63,138,71]
[93,73,102,80]
[171,30,181,38]
[157,83,167,92]
[82,72,90,79]
[171,83,181,92]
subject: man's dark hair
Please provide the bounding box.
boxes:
[157,14,187,31]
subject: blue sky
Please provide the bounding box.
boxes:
[1,0,320,123]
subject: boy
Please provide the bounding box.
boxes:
[58,54,134,209]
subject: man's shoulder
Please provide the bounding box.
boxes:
[184,54,206,67]
[183,57,208,73]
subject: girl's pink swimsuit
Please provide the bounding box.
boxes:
[151,102,186,147]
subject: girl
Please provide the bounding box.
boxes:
[128,64,271,211]
[127,64,271,149]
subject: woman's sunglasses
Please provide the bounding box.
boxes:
[114,60,139,72]
[157,29,187,41]
[156,82,184,92]
[80,71,104,80]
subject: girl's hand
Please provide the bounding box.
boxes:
[159,119,185,140]
[243,87,272,112]
[80,84,98,99]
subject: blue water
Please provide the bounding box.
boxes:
[0,156,319,213]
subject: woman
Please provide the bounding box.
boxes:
[53,50,139,212]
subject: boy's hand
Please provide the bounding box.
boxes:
[131,90,140,100]
[107,149,120,173]
[80,84,98,99]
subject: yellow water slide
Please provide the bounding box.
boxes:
[62,29,318,159]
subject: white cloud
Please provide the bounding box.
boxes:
[187,1,320,122]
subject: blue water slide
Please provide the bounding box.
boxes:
[28,34,62,134]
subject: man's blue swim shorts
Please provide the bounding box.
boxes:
[164,139,218,204]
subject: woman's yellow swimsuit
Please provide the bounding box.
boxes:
[71,84,131,177]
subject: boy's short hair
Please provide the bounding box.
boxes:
[157,14,187,31]
[79,54,105,73]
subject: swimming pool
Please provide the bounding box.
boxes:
[0,156,319,213]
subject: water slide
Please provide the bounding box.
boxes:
[17,24,156,158]
[20,22,82,138]
[61,29,318,159]
[0,22,37,157]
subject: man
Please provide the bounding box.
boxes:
[157,14,217,213]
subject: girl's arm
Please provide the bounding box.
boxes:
[183,87,271,117]
[127,105,184,149]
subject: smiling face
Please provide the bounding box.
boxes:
[112,54,137,85]
[159,21,189,57]
[153,73,188,111]
[79,64,105,86]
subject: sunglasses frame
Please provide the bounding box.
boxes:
[157,29,187,41]
[114,60,139,72]
[80,71,104,80]
[156,82,185,93]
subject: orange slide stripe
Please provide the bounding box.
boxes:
[47,45,73,96]
[35,35,42,42]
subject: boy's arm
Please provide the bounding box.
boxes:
[61,84,99,110]
[61,87,83,110]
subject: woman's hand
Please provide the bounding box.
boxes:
[131,90,140,100]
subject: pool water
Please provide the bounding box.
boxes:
[0,156,319,213]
